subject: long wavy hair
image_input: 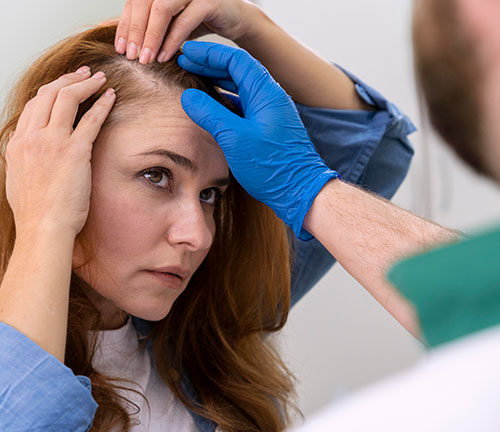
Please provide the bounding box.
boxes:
[0,24,296,431]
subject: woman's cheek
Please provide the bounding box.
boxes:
[90,189,162,256]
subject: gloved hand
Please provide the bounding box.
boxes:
[178,41,341,241]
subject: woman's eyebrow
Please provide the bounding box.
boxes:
[135,149,197,171]
[134,149,230,187]
[213,177,231,187]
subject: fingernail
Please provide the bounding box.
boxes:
[104,88,115,97]
[139,47,152,65]
[157,50,168,63]
[127,42,138,60]
[116,37,127,54]
[76,65,91,75]
[94,71,106,80]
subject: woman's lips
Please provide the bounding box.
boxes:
[146,270,184,289]
[148,266,190,280]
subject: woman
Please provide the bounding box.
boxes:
[0,2,414,432]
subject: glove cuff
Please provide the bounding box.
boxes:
[293,170,342,241]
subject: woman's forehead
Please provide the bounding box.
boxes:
[95,106,228,172]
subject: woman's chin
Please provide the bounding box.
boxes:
[126,301,173,322]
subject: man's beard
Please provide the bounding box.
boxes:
[413,0,492,178]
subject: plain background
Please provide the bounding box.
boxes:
[2,0,500,427]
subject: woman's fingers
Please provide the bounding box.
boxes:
[157,0,211,63]
[72,88,116,144]
[140,0,189,64]
[115,0,133,54]
[18,67,91,132]
[126,0,155,60]
[116,0,249,63]
[48,72,109,133]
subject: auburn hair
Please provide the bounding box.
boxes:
[0,24,296,431]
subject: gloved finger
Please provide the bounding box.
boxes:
[182,41,270,88]
[178,54,230,80]
[181,88,242,147]
[182,41,277,107]
[210,79,238,95]
[218,91,243,116]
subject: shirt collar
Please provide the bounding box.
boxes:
[388,223,500,348]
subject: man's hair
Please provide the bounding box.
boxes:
[413,0,486,175]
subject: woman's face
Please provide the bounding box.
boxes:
[73,92,229,328]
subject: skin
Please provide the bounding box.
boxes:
[113,0,430,336]
[413,0,500,181]
[1,70,116,362]
[74,95,230,330]
[7,0,495,366]
[114,0,369,111]
[455,0,500,180]
[1,0,368,365]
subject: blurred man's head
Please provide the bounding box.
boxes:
[413,0,500,181]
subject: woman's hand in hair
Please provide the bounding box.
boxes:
[115,0,257,64]
[5,67,115,238]
[115,0,368,110]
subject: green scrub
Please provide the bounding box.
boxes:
[387,224,500,348]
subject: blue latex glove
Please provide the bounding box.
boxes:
[178,41,341,241]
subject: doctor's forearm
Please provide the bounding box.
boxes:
[235,3,371,111]
[303,180,459,337]
[0,224,74,363]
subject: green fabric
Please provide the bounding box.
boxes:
[387,224,500,348]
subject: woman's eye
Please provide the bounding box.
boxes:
[200,188,221,205]
[142,168,171,189]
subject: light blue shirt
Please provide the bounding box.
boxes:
[0,68,415,432]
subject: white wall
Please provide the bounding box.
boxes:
[2,0,500,427]
[1,0,124,106]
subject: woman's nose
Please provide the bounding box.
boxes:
[167,200,213,251]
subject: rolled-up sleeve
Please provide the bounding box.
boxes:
[0,322,97,431]
[290,67,416,307]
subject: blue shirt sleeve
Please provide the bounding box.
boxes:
[0,322,97,431]
[290,66,416,308]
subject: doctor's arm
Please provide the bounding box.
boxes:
[303,179,458,336]
[177,42,458,338]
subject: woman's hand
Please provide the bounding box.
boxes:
[5,67,116,238]
[115,0,256,64]
[115,0,368,110]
